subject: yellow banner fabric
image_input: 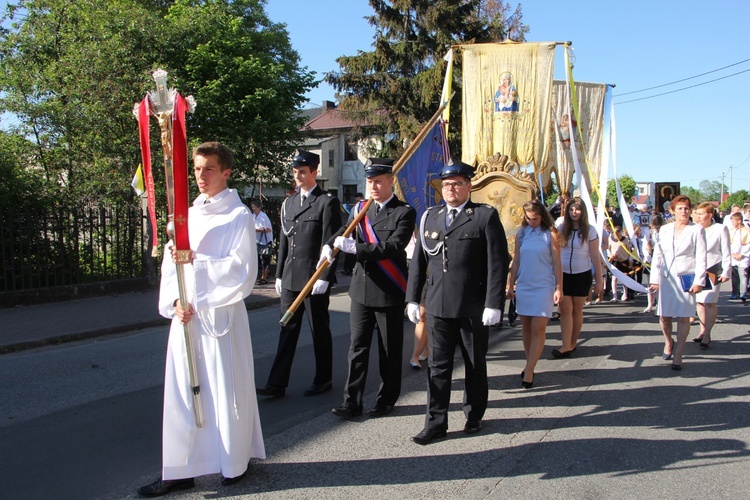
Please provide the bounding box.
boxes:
[547,80,607,195]
[460,42,555,178]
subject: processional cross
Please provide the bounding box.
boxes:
[134,70,203,427]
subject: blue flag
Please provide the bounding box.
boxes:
[396,121,450,226]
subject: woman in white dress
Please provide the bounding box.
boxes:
[506,200,562,388]
[649,195,708,370]
[692,203,731,348]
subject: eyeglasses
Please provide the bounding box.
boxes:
[441,181,466,190]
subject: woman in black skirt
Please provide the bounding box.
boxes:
[552,198,603,358]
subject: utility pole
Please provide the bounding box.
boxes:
[721,172,725,204]
[729,164,733,196]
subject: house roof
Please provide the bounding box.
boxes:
[303,107,361,131]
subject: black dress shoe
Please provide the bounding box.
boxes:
[367,403,394,417]
[137,477,195,497]
[331,405,362,418]
[221,469,247,486]
[304,381,332,396]
[256,385,285,397]
[411,427,447,445]
[551,349,572,359]
[464,420,483,434]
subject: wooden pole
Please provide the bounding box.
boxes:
[279,99,450,326]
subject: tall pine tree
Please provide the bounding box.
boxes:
[325,0,527,158]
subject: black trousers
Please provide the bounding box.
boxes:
[266,288,332,388]
[342,300,404,409]
[424,314,489,430]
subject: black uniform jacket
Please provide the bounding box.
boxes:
[276,185,342,291]
[329,197,416,308]
[406,200,509,318]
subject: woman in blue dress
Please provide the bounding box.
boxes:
[506,200,563,388]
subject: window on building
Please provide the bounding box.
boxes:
[343,184,358,203]
[345,136,357,161]
[328,150,334,168]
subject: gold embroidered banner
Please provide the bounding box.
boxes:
[547,80,607,195]
[460,42,555,180]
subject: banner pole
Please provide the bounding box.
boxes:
[280,98,452,326]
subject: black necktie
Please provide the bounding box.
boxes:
[301,194,307,206]
[448,208,457,227]
[204,199,211,205]
[376,204,381,215]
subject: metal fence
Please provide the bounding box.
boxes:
[0,202,150,292]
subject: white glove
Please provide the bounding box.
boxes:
[482,307,502,326]
[316,244,335,268]
[333,235,357,254]
[275,278,283,296]
[407,302,421,325]
[311,279,329,295]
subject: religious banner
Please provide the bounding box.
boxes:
[395,120,450,224]
[547,80,607,195]
[460,42,555,180]
[655,182,680,214]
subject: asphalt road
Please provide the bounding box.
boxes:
[2,293,749,499]
[0,294,375,499]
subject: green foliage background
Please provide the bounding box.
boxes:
[0,0,315,207]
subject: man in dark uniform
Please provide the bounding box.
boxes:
[406,161,509,444]
[257,150,342,397]
[319,159,416,418]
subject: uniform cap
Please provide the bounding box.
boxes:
[439,161,474,180]
[364,158,395,178]
[291,150,320,169]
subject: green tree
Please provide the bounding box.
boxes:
[721,189,750,211]
[0,0,164,202]
[606,174,636,208]
[0,130,45,208]
[680,185,703,203]
[0,0,314,202]
[164,0,315,188]
[698,179,726,202]
[325,0,528,158]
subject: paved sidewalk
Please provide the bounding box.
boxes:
[0,274,351,353]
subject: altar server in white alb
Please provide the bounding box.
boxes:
[138,142,265,497]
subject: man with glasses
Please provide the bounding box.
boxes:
[406,161,510,445]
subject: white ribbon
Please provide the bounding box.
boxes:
[564,56,647,294]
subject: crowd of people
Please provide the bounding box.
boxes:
[138,143,746,497]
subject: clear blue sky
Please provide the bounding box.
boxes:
[265,0,750,193]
